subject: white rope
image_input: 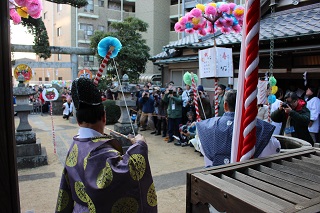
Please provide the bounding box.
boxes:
[112,58,136,136]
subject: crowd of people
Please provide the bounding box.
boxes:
[131,81,320,159]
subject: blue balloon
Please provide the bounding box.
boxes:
[97,37,122,58]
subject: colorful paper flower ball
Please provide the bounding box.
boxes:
[271,86,278,95]
[98,37,122,58]
[268,94,276,104]
[183,72,198,86]
[269,76,277,87]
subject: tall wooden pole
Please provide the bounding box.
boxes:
[0,0,21,212]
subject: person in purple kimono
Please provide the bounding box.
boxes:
[55,77,157,213]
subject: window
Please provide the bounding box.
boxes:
[43,12,47,19]
[58,77,63,80]
[45,77,49,81]
[39,77,42,81]
[98,25,105,32]
[57,4,62,12]
[98,0,104,7]
[57,27,62,36]
[171,70,183,87]
[108,2,120,10]
[57,54,62,61]
[84,0,94,12]
[79,23,94,38]
[84,55,95,66]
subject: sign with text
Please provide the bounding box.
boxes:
[199,47,233,78]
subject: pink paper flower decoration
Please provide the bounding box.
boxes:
[190,8,202,18]
[26,0,43,18]
[174,22,185,32]
[221,26,231,34]
[198,29,207,36]
[205,5,217,17]
[185,28,195,34]
[179,16,187,25]
[174,2,244,36]
[218,4,230,13]
[10,8,21,24]
[225,17,234,27]
[232,24,241,33]
[14,0,30,7]
[229,3,237,10]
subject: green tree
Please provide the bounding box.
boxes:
[90,17,150,83]
[20,0,88,59]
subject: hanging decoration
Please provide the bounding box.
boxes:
[174,2,244,36]
[94,37,122,86]
[14,64,33,82]
[9,0,43,24]
[303,71,307,86]
[267,76,277,104]
[42,87,59,154]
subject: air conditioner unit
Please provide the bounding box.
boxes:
[87,30,93,36]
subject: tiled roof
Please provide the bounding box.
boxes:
[151,3,320,60]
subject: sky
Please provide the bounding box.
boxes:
[10,22,37,60]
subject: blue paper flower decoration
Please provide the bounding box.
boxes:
[268,94,276,104]
[98,37,122,58]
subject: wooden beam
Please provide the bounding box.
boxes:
[0,0,20,212]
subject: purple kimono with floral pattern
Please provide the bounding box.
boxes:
[55,135,157,213]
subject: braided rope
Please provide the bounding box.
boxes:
[93,49,112,86]
[238,0,260,162]
[191,74,201,122]
[214,78,219,117]
[50,102,56,154]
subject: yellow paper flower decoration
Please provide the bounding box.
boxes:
[17,7,29,18]
[271,86,278,95]
[196,4,205,12]
[209,3,217,7]
[234,7,244,16]
[192,17,200,25]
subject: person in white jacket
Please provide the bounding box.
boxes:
[305,86,320,144]
[62,98,73,120]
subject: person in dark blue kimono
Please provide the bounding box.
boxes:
[55,77,157,213]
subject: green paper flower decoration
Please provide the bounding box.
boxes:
[183,71,198,86]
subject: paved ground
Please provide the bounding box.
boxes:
[17,113,204,213]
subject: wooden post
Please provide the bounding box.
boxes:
[0,0,21,211]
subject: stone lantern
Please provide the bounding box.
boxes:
[112,74,138,151]
[13,74,47,168]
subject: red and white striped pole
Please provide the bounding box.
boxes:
[50,101,56,154]
[214,78,219,117]
[191,73,201,122]
[93,46,114,86]
[237,0,260,162]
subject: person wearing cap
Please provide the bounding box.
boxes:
[305,86,320,144]
[163,86,182,143]
[55,78,157,213]
[139,85,156,133]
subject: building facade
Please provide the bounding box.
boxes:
[151,0,320,98]
[36,0,245,84]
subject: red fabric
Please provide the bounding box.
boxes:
[295,99,306,111]
[39,92,45,104]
